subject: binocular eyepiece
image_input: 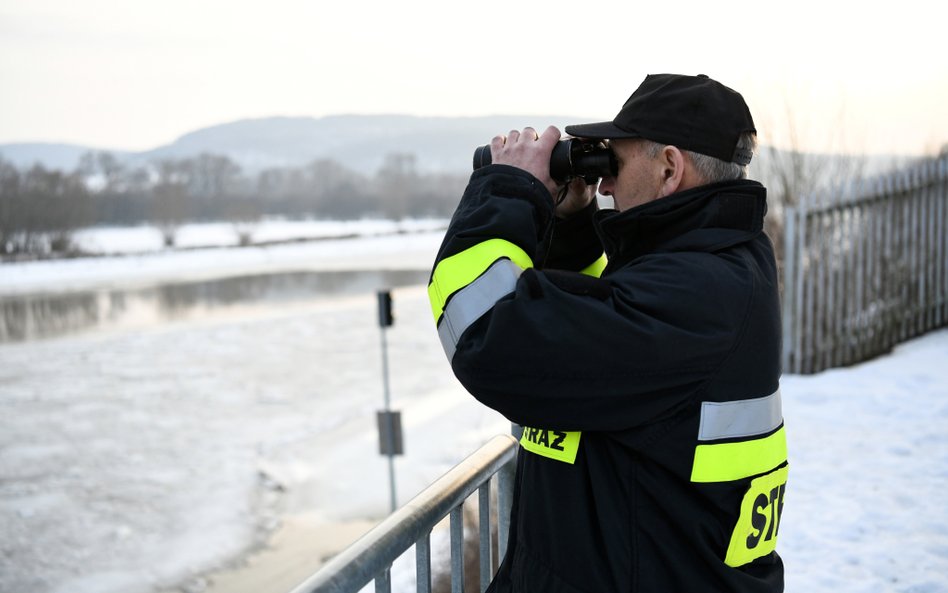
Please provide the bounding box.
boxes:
[472,138,617,184]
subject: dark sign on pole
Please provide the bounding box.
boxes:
[376,410,404,456]
[378,290,394,327]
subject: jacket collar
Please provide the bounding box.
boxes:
[594,179,768,269]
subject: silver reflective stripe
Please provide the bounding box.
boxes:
[698,389,783,441]
[438,259,523,361]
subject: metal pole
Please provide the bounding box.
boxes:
[374,566,392,593]
[497,426,519,561]
[478,483,492,592]
[450,505,464,593]
[380,321,397,513]
[416,531,432,593]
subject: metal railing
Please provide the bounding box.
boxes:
[288,434,519,593]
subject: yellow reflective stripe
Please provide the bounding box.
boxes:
[519,427,582,464]
[725,465,789,567]
[579,253,607,277]
[690,427,787,483]
[428,239,533,323]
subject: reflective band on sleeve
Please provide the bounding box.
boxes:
[698,390,783,441]
[691,426,787,483]
[579,253,607,277]
[437,259,523,361]
[428,239,533,323]
[520,427,582,464]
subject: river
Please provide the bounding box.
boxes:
[0,269,431,342]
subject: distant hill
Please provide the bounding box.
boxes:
[0,114,588,175]
[0,114,912,185]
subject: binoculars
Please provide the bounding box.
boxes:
[472,138,617,184]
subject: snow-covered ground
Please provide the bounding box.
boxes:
[1,222,946,593]
[780,336,948,593]
[2,219,447,296]
[71,219,449,255]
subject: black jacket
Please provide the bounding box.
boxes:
[428,165,787,593]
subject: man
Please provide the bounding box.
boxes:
[428,74,787,592]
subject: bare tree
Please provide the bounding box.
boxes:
[3,149,466,257]
[752,95,871,268]
[0,162,90,255]
[0,157,21,253]
[151,160,190,247]
[374,153,419,219]
[79,151,127,193]
[189,153,241,199]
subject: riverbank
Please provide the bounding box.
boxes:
[169,514,379,593]
[0,226,446,296]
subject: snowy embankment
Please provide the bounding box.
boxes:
[1,222,946,593]
[69,219,448,256]
[1,219,447,295]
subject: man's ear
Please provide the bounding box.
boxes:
[659,146,686,197]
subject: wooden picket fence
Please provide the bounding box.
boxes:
[781,153,948,374]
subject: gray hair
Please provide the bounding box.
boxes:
[642,132,758,183]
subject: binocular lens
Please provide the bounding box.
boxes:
[472,139,616,184]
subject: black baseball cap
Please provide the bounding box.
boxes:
[565,74,756,165]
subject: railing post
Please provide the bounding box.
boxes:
[416,532,431,593]
[374,566,391,593]
[496,454,515,561]
[450,506,464,593]
[478,483,492,592]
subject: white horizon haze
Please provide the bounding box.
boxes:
[1,0,946,157]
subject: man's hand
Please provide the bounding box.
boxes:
[490,125,561,197]
[490,126,599,216]
[555,177,599,219]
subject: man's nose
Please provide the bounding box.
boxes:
[598,176,615,196]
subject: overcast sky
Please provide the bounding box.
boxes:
[1,0,946,156]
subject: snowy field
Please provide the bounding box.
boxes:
[70,219,450,256]
[1,222,947,593]
[1,219,448,296]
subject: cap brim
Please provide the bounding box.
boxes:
[564,121,642,140]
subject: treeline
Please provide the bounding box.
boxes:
[0,151,469,255]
